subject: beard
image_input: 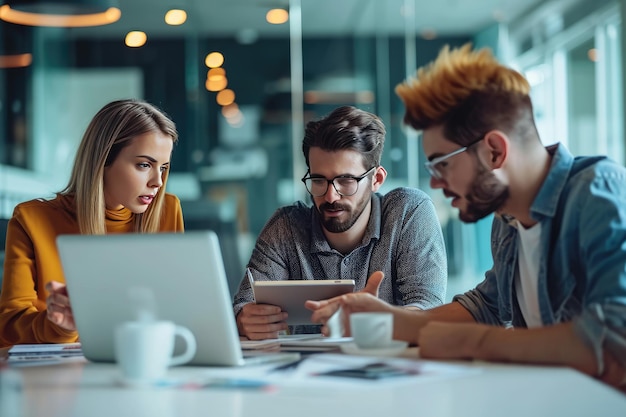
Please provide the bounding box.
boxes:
[459,166,509,223]
[316,190,372,233]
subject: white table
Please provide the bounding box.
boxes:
[2,352,625,417]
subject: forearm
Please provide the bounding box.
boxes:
[0,308,77,347]
[476,322,597,374]
[394,301,475,345]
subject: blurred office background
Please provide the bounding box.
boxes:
[0,0,623,299]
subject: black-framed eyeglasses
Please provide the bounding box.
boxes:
[424,135,484,180]
[301,166,377,197]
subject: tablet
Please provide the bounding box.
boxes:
[247,270,355,324]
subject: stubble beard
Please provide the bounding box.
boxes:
[317,190,372,233]
[460,166,509,223]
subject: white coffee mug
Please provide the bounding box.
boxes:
[114,320,197,383]
[350,312,393,349]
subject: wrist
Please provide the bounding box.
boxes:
[395,307,424,345]
[470,325,494,360]
[235,312,245,336]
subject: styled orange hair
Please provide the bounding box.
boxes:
[396,44,535,145]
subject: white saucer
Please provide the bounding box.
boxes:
[340,340,409,357]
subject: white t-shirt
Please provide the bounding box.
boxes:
[513,220,543,328]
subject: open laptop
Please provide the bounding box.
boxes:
[57,230,298,366]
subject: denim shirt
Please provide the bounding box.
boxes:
[454,143,626,374]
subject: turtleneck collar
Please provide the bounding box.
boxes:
[105,206,133,222]
[55,193,135,233]
[105,206,134,233]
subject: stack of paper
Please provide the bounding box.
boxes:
[239,339,282,351]
[8,343,84,364]
[240,335,352,353]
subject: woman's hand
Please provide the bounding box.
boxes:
[45,281,76,331]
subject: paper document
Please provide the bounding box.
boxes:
[279,335,352,350]
[8,343,85,364]
[239,339,281,351]
[261,353,482,388]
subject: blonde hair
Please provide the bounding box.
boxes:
[62,99,178,235]
[396,43,536,146]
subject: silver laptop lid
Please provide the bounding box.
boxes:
[57,230,245,366]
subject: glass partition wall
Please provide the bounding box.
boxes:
[510,0,624,164]
[0,0,622,296]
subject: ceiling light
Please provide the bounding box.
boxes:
[207,67,225,81]
[0,0,121,27]
[221,103,239,118]
[205,77,227,92]
[266,8,288,25]
[226,111,244,127]
[125,31,147,48]
[205,52,224,68]
[0,52,31,67]
[164,9,186,26]
[216,89,235,106]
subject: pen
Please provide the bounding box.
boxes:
[246,268,257,303]
[268,357,306,373]
[246,268,255,285]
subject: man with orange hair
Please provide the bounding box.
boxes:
[307,44,626,389]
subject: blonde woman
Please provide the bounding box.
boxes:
[0,99,184,347]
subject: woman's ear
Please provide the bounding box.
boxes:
[481,131,508,169]
[371,166,387,191]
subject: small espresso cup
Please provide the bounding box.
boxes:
[114,320,197,383]
[350,312,393,349]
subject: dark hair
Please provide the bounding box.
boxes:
[302,106,385,169]
[442,88,538,147]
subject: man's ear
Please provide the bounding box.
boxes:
[371,166,387,192]
[481,131,508,169]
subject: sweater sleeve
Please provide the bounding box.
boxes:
[0,206,78,347]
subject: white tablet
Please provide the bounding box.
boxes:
[247,270,355,324]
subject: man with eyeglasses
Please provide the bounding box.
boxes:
[307,45,626,389]
[233,105,447,339]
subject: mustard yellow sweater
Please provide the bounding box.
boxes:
[0,193,184,347]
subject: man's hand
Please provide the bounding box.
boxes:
[305,271,390,336]
[236,303,288,340]
[45,281,76,331]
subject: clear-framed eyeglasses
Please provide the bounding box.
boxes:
[424,136,484,180]
[301,166,377,197]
